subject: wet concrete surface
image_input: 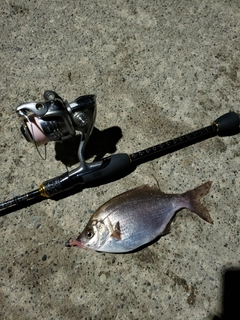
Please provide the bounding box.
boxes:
[0,0,240,319]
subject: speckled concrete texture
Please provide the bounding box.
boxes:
[0,0,240,319]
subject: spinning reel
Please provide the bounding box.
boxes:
[17,90,96,170]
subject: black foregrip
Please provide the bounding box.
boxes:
[43,172,73,197]
[214,112,240,137]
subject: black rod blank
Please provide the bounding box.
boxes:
[130,124,216,166]
[0,189,41,211]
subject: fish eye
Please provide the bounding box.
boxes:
[86,230,94,238]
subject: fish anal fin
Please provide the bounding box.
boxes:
[161,223,171,236]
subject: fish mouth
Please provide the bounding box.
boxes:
[65,239,84,248]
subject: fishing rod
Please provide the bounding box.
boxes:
[0,90,239,213]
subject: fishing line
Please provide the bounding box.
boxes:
[18,110,47,160]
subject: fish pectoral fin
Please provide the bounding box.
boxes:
[110,221,121,240]
[106,217,121,240]
[111,230,121,240]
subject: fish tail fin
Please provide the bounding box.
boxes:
[184,181,213,224]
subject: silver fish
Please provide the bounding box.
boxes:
[67,181,213,253]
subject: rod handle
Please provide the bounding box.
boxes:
[41,153,133,197]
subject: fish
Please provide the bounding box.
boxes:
[66,181,213,253]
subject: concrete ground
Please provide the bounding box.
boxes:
[0,0,240,319]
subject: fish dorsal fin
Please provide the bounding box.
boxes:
[151,176,166,194]
[157,187,165,195]
[134,184,165,195]
[134,184,156,191]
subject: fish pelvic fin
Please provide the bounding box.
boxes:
[184,181,213,224]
